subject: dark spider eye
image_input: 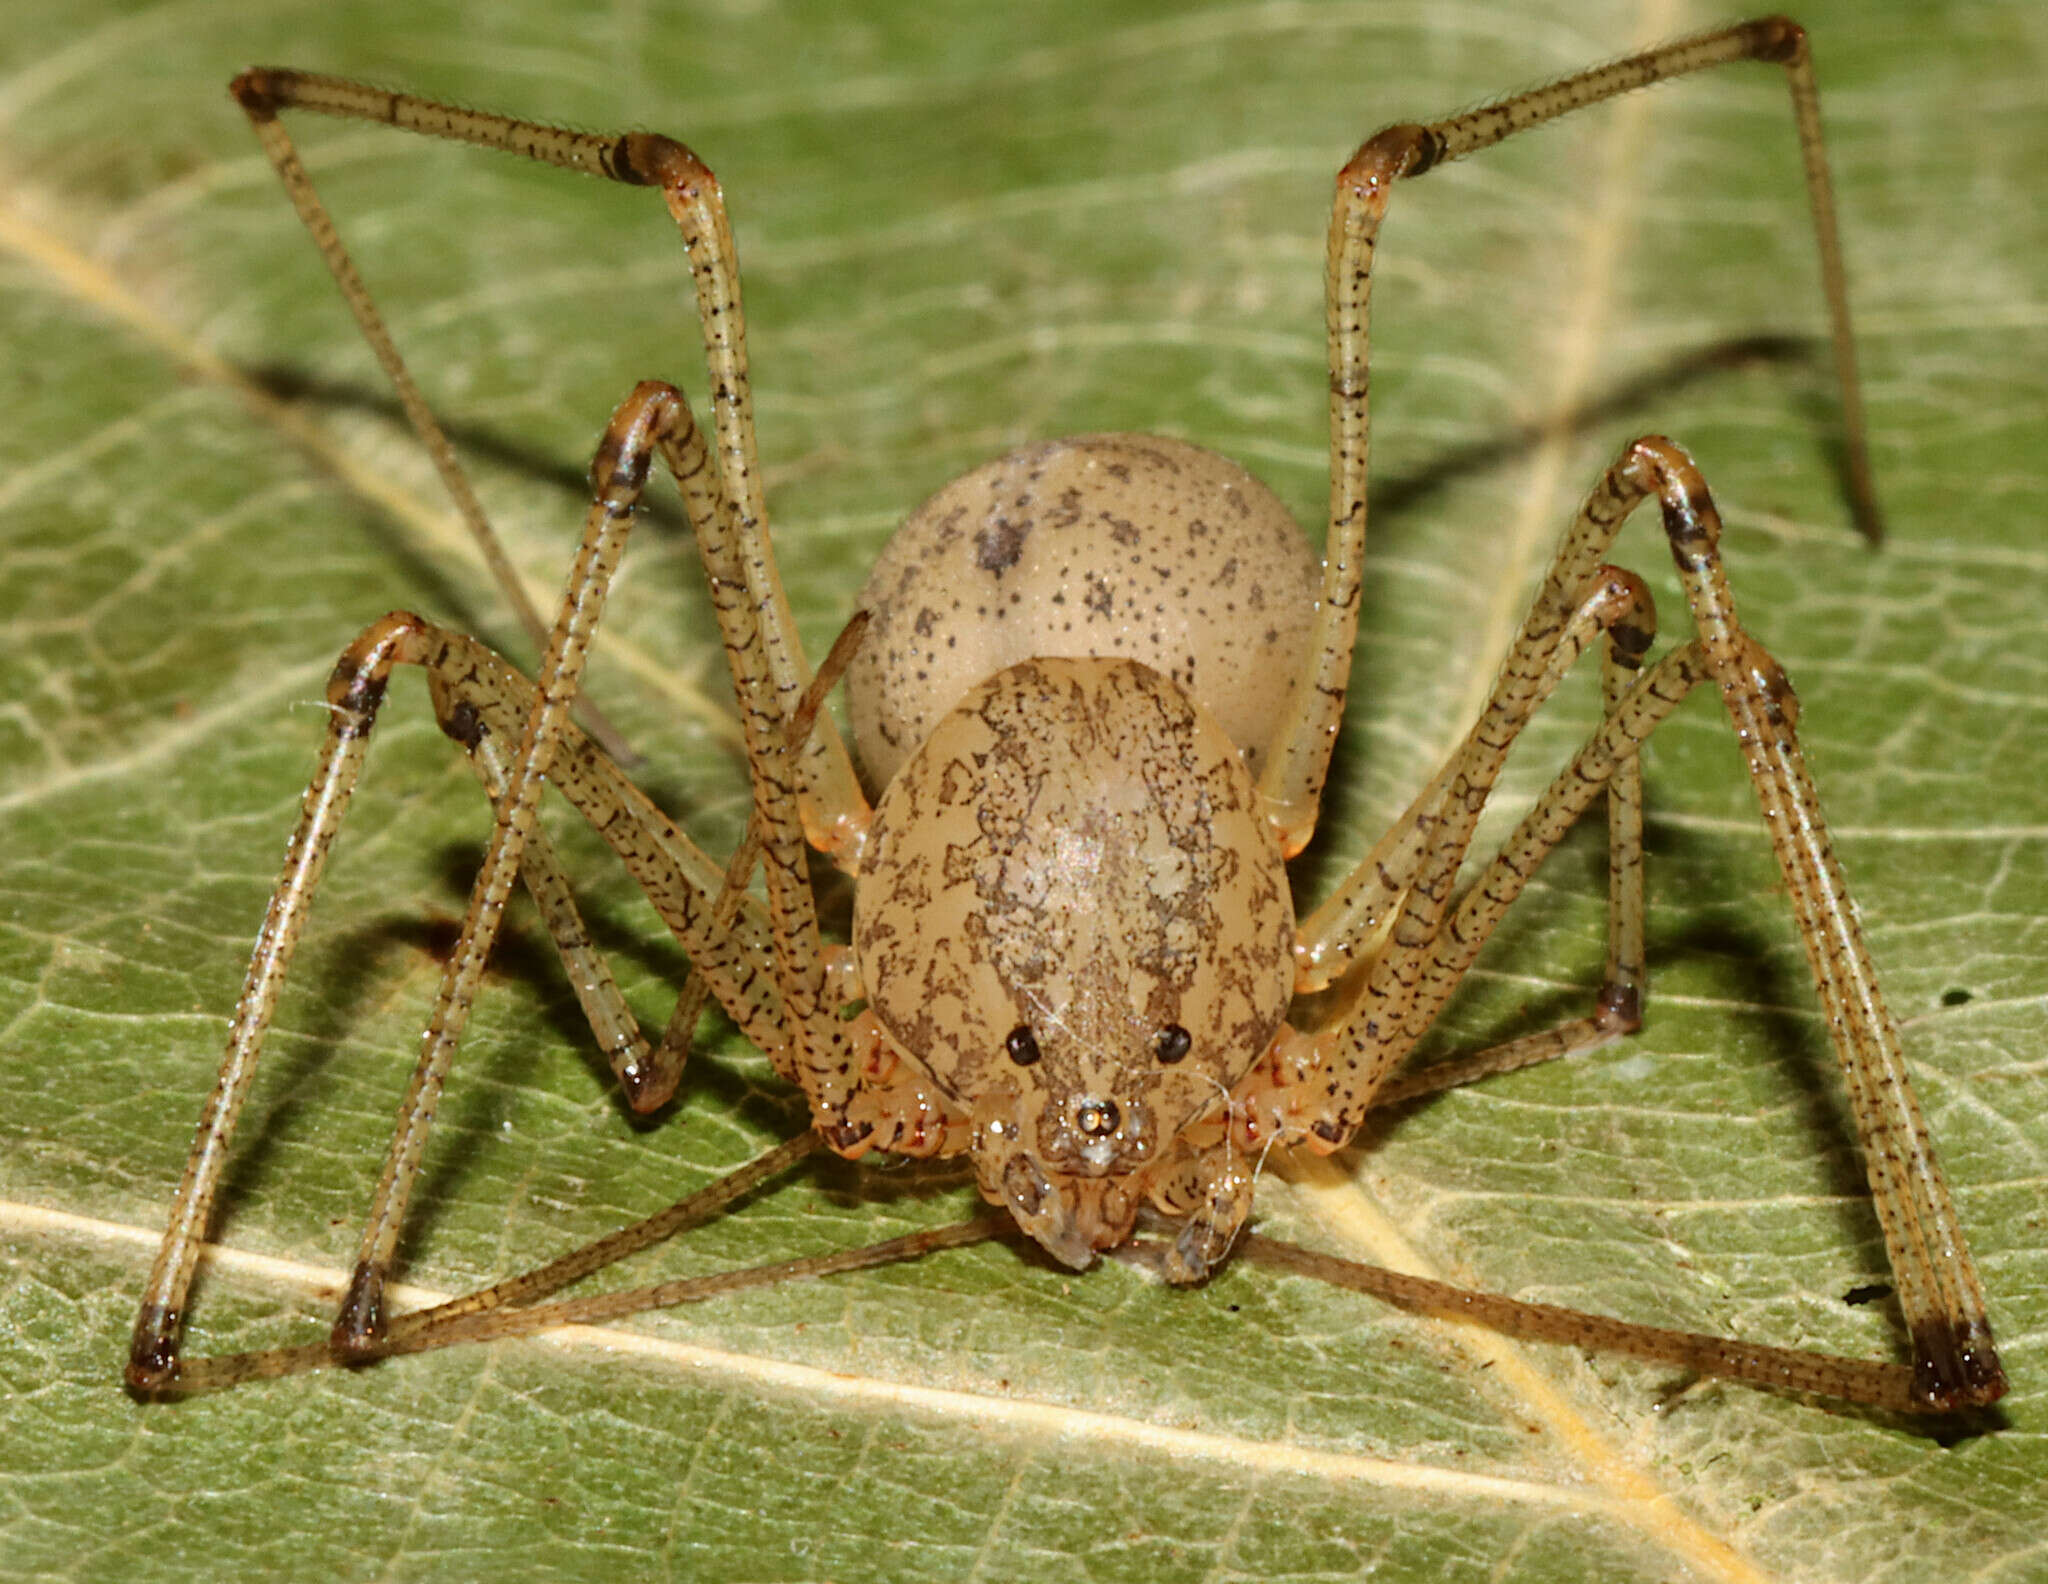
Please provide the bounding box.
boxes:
[1154,1024,1191,1064]
[1005,1024,1041,1066]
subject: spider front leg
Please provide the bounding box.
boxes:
[128,382,777,1386]
[1262,16,1876,857]
[229,67,872,852]
[1250,438,2003,1413]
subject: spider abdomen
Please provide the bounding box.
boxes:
[846,433,1320,791]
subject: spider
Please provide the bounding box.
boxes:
[128,16,2004,1416]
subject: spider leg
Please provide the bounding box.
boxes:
[229,68,873,845]
[1628,438,2000,1410]
[123,605,783,1393]
[1294,576,1653,1012]
[130,600,884,1394]
[154,1135,1003,1395]
[129,380,757,1382]
[1263,16,1875,854]
[1186,567,1659,1279]
[328,94,921,1160]
[1259,437,2002,1412]
[231,76,629,760]
[1237,1235,1929,1414]
[643,611,874,1104]
[1286,511,1665,1122]
[1330,616,1657,1112]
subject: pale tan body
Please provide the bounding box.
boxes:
[847,434,1320,789]
[846,435,1309,1272]
[128,19,2005,1415]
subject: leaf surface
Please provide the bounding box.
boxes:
[2,2,2044,1581]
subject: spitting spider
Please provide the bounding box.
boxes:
[129,16,2005,1416]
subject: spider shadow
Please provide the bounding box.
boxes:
[246,360,693,650]
[243,325,1819,661]
[1366,331,1824,529]
[1354,814,1889,1287]
[201,832,812,1306]
[249,329,1815,542]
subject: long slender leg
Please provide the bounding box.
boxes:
[429,626,789,1058]
[231,78,638,763]
[1628,439,1998,1409]
[1250,632,1990,1414]
[1291,759,1455,992]
[1261,15,1876,852]
[420,613,959,1149]
[1237,1235,1928,1414]
[1277,435,1720,1142]
[1339,593,1659,1110]
[223,70,903,1179]
[1161,563,1658,1278]
[127,615,417,1391]
[1260,437,2001,1411]
[125,604,783,1390]
[1308,556,1663,1133]
[1293,563,1656,1000]
[334,354,935,1357]
[1390,608,1656,1099]
[128,587,871,1391]
[125,575,817,1392]
[424,404,922,1159]
[229,69,872,855]
[163,1214,1006,1393]
[152,1119,995,1394]
[634,610,873,1100]
[320,382,696,1354]
[444,711,664,1108]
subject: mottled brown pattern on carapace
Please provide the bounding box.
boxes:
[847,435,1319,791]
[854,657,1293,1265]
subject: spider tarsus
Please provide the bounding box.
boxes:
[1913,1315,2010,1411]
[1596,980,1643,1034]
[330,1263,389,1359]
[124,1306,180,1394]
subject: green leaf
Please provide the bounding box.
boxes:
[3,2,2043,1580]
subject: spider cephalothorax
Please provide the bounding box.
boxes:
[853,652,1295,1266]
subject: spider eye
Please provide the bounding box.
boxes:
[1154,1024,1191,1064]
[1005,1024,1042,1066]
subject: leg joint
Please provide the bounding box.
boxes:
[1620,435,1724,563]
[1744,15,1808,66]
[325,610,430,726]
[1724,631,1801,730]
